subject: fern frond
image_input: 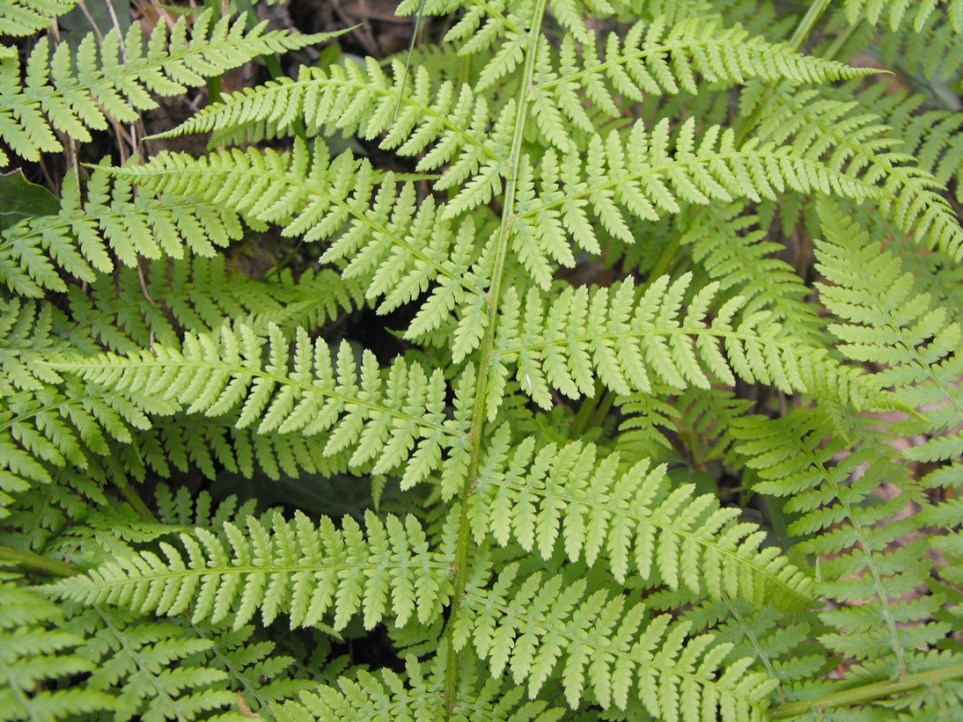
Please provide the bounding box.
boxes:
[65,604,308,722]
[69,607,234,722]
[0,10,334,165]
[272,651,566,722]
[0,166,244,297]
[468,425,814,608]
[843,0,963,33]
[455,562,776,716]
[530,16,871,151]
[512,117,877,285]
[110,142,491,359]
[0,0,77,38]
[50,322,471,489]
[50,509,455,632]
[617,387,753,468]
[815,199,963,408]
[160,58,511,214]
[750,87,963,260]
[679,202,822,342]
[490,274,885,415]
[733,410,947,672]
[65,258,364,354]
[0,581,114,721]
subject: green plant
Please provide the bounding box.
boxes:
[2,0,962,719]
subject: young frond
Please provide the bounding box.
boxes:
[49,509,455,632]
[530,16,872,151]
[0,10,335,165]
[468,426,814,608]
[489,274,885,417]
[0,166,243,298]
[0,581,114,721]
[111,142,490,358]
[50,322,469,489]
[455,562,776,717]
[512,117,877,285]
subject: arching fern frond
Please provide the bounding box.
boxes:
[0,0,77,38]
[50,322,470,489]
[49,509,456,632]
[749,86,963,260]
[65,258,364,355]
[511,117,878,285]
[814,199,962,409]
[489,274,885,416]
[161,58,511,214]
[455,562,777,717]
[68,608,234,722]
[732,410,946,672]
[530,16,872,152]
[678,202,822,342]
[110,142,491,360]
[467,426,814,609]
[0,10,336,165]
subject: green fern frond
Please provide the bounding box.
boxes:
[733,410,946,674]
[750,87,963,260]
[844,0,963,33]
[0,10,336,165]
[468,425,814,608]
[69,607,234,722]
[65,258,364,354]
[50,322,470,489]
[138,416,353,484]
[0,580,114,721]
[49,509,455,631]
[0,0,77,38]
[490,274,885,415]
[65,605,308,722]
[0,166,244,298]
[679,202,822,342]
[109,142,491,359]
[272,651,566,722]
[815,199,962,407]
[455,561,777,716]
[159,58,511,211]
[512,117,878,285]
[530,15,871,152]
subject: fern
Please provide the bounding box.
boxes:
[0,10,338,166]
[4,0,963,720]
[0,579,114,721]
[51,509,456,631]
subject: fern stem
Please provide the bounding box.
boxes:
[735,0,831,144]
[787,0,832,53]
[115,479,157,522]
[0,545,77,577]
[769,662,963,718]
[442,1,549,715]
